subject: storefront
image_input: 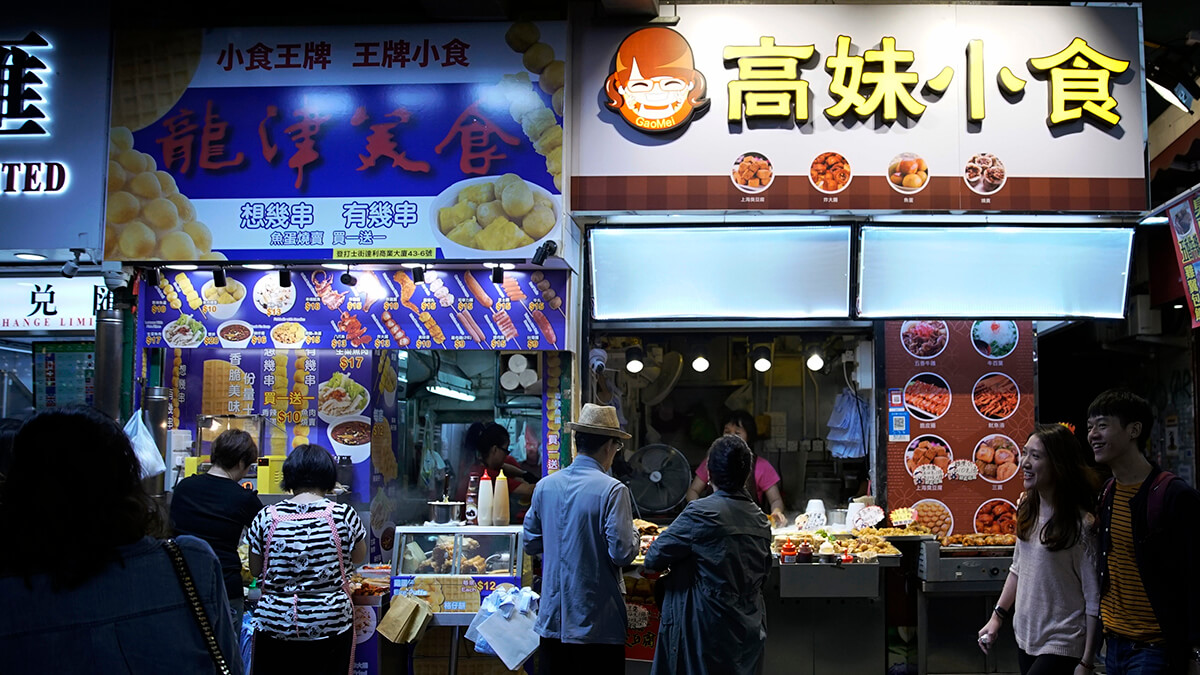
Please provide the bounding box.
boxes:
[114,19,574,675]
[568,4,1146,674]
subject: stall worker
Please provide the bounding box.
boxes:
[455,421,535,523]
[643,434,772,675]
[523,404,639,674]
[685,410,787,527]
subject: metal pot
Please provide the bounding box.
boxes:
[428,500,464,524]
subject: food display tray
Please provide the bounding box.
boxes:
[882,534,937,542]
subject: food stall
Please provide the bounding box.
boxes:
[112,16,575,674]
[568,3,1145,673]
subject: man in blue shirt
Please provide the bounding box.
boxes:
[524,403,639,674]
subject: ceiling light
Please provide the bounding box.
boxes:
[1139,216,1168,225]
[532,240,558,266]
[499,262,516,270]
[412,266,425,284]
[212,267,227,288]
[165,264,197,271]
[322,263,345,270]
[482,262,499,268]
[806,353,825,371]
[243,263,275,270]
[625,346,645,374]
[400,262,424,269]
[751,345,772,373]
[426,383,477,402]
[1174,303,1185,309]
[278,269,291,288]
[145,268,160,286]
[341,266,357,286]
[15,252,45,261]
[491,266,504,283]
[691,355,710,372]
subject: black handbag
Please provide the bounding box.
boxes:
[164,538,234,675]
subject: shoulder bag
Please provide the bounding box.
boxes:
[164,538,233,675]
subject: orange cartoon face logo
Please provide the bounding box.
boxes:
[604,27,709,133]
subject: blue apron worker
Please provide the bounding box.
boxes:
[523,403,639,674]
[643,433,773,675]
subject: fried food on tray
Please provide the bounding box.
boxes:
[633,519,659,536]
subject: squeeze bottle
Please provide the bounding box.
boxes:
[493,471,510,525]
[780,538,798,564]
[477,471,494,526]
[464,476,480,525]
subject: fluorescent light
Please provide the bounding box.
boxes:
[482,262,499,269]
[1147,78,1192,112]
[165,264,197,271]
[1140,216,1168,225]
[400,262,424,269]
[15,253,46,261]
[243,263,275,270]
[691,355,710,372]
[499,263,516,270]
[426,383,476,402]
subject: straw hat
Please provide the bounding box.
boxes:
[566,403,631,439]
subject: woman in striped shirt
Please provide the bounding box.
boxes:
[249,445,365,675]
[977,424,1101,674]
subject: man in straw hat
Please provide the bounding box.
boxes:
[524,403,639,674]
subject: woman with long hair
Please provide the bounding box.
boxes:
[454,421,534,523]
[0,406,241,673]
[977,424,1102,674]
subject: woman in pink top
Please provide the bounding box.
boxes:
[977,424,1101,675]
[685,410,786,527]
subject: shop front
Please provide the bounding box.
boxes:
[115,18,573,675]
[568,3,1145,674]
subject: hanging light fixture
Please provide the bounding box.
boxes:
[278,268,291,288]
[751,345,772,372]
[625,346,645,374]
[341,265,357,286]
[412,265,425,284]
[691,353,710,373]
[212,267,227,288]
[806,352,825,371]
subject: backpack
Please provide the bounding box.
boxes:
[1099,470,1177,533]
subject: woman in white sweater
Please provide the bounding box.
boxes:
[977,423,1101,675]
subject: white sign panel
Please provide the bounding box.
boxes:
[0,277,103,331]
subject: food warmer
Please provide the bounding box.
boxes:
[389,525,526,675]
[916,540,1018,675]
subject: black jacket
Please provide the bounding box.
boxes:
[1096,464,1200,657]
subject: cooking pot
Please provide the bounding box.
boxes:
[428,500,464,523]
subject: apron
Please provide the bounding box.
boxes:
[254,501,355,675]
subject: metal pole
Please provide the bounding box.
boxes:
[94,309,124,420]
[143,386,169,496]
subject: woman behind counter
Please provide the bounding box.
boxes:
[455,421,535,523]
[644,434,773,675]
[686,410,786,527]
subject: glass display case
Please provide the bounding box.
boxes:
[390,526,525,615]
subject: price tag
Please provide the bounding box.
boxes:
[421,298,436,311]
[383,300,399,311]
[416,338,432,349]
[453,338,466,349]
[305,300,321,312]
[529,300,544,311]
[373,337,391,349]
[491,336,507,349]
[526,337,540,349]
[495,299,511,311]
[347,298,363,311]
[457,298,474,311]
[339,356,365,370]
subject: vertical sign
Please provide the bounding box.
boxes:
[1167,191,1200,328]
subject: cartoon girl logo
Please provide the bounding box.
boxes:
[603,27,709,134]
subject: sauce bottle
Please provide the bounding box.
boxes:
[464,476,480,525]
[796,540,813,563]
[780,538,798,564]
[477,471,494,526]
[493,470,510,525]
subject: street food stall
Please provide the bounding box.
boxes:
[567,3,1146,673]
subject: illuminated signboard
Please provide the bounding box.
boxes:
[0,8,111,257]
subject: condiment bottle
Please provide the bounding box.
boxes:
[493,470,510,525]
[477,471,494,526]
[796,540,813,563]
[780,538,797,564]
[465,476,480,525]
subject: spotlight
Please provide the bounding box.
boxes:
[806,352,825,372]
[145,268,161,286]
[213,267,227,288]
[532,240,558,266]
[165,264,197,271]
[491,266,504,284]
[60,249,82,278]
[278,268,291,288]
[691,355,710,373]
[412,265,425,284]
[1147,60,1200,113]
[751,345,772,373]
[341,266,357,286]
[625,346,645,374]
[1174,303,1185,310]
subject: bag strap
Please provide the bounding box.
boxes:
[164,538,233,675]
[1146,470,1176,530]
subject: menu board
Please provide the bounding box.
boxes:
[1167,190,1200,329]
[33,342,95,409]
[884,320,1033,538]
[138,268,567,352]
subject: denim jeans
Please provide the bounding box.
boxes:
[1105,635,1172,674]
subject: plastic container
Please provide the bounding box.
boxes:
[493,471,510,525]
[465,476,480,525]
[477,471,494,526]
[780,538,797,564]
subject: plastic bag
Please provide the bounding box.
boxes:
[466,586,539,658]
[124,410,165,479]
